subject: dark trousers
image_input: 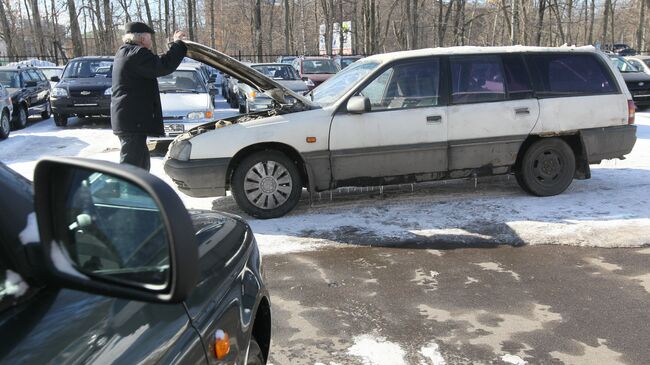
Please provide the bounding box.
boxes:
[118,134,150,171]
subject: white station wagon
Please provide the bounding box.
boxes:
[165,42,637,219]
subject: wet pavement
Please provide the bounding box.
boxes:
[265,245,650,365]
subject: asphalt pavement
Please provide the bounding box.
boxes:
[265,245,650,365]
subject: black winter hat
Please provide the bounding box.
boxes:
[125,21,155,34]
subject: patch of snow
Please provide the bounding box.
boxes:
[476,262,521,281]
[50,241,88,279]
[19,212,40,245]
[0,270,29,298]
[501,354,527,365]
[347,334,407,365]
[464,276,479,285]
[419,342,446,365]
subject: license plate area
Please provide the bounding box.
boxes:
[165,123,184,135]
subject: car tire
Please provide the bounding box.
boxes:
[246,338,265,365]
[54,113,68,127]
[231,151,302,219]
[41,101,51,120]
[12,105,28,130]
[515,138,575,196]
[0,110,10,139]
[239,102,246,114]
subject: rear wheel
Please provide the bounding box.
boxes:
[0,110,10,139]
[54,113,68,127]
[41,101,51,120]
[246,338,265,365]
[516,138,576,196]
[231,151,303,219]
[12,105,27,129]
[239,101,246,114]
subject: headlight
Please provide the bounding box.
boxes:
[169,140,192,161]
[304,78,315,87]
[104,87,112,95]
[51,87,68,97]
[187,111,213,119]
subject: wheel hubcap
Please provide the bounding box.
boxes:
[1,115,8,132]
[532,149,563,184]
[244,161,293,210]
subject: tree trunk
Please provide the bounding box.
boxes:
[164,0,169,40]
[144,0,157,52]
[551,0,565,44]
[118,0,132,23]
[511,0,519,44]
[339,0,344,54]
[254,0,262,61]
[210,0,215,47]
[602,0,610,46]
[284,0,290,52]
[0,0,15,60]
[566,0,573,44]
[269,0,277,56]
[187,0,194,40]
[92,0,105,54]
[103,0,114,52]
[536,0,546,46]
[637,0,646,51]
[301,0,307,54]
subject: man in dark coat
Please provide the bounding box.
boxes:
[111,22,187,171]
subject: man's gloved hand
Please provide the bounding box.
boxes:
[173,31,187,42]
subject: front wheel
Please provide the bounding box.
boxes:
[515,138,576,196]
[246,338,265,365]
[13,106,27,129]
[41,101,51,120]
[0,110,10,139]
[53,113,68,127]
[231,151,303,219]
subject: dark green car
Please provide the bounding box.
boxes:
[0,158,270,364]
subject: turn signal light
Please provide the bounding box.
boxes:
[214,330,230,360]
[205,111,213,119]
[306,137,317,143]
[628,100,636,124]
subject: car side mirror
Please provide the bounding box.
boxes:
[33,157,198,303]
[347,95,371,114]
[50,76,60,82]
[25,80,38,87]
[301,77,310,82]
[209,75,217,83]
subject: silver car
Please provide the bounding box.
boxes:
[148,65,215,142]
[0,83,13,139]
[237,63,310,113]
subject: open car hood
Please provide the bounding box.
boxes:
[184,41,314,108]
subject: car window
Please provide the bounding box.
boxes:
[502,55,534,100]
[358,59,440,111]
[608,56,639,72]
[311,61,379,107]
[63,60,113,79]
[21,71,33,82]
[451,55,506,104]
[252,64,299,80]
[0,71,21,88]
[644,59,650,68]
[158,70,207,93]
[40,68,63,79]
[627,59,644,70]
[302,59,339,74]
[27,70,43,82]
[527,54,617,96]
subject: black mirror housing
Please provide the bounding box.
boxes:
[33,157,198,303]
[50,76,60,82]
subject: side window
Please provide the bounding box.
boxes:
[627,59,644,70]
[28,70,42,82]
[526,54,617,96]
[357,59,440,111]
[501,55,534,100]
[21,71,32,85]
[450,55,506,104]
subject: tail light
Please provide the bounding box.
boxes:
[628,100,636,124]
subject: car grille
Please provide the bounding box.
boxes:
[70,89,104,97]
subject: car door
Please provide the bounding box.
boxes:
[20,71,38,107]
[329,57,448,184]
[27,69,48,107]
[446,54,540,171]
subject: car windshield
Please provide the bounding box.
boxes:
[610,57,639,72]
[252,64,299,80]
[40,68,63,79]
[158,70,207,93]
[340,58,361,68]
[0,71,20,88]
[63,60,113,78]
[311,61,380,107]
[302,59,339,74]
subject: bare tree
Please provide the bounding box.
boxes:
[254,0,262,60]
[144,0,157,52]
[103,0,114,52]
[637,0,646,51]
[0,0,15,59]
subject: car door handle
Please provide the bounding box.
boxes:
[515,107,530,115]
[426,115,442,123]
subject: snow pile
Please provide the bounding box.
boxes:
[1,270,29,298]
[501,354,527,365]
[419,342,446,365]
[347,334,407,365]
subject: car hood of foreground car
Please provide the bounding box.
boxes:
[183,41,314,109]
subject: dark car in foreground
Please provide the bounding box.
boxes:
[0,158,271,364]
[50,57,114,126]
[609,54,650,108]
[0,65,51,129]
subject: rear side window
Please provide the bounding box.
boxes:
[526,54,617,96]
[27,70,43,82]
[502,55,534,99]
[450,55,506,104]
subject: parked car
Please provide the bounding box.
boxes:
[333,55,363,69]
[608,54,650,108]
[618,48,638,56]
[0,65,51,129]
[275,56,297,64]
[291,56,340,90]
[236,63,309,113]
[0,84,13,139]
[149,65,216,142]
[611,43,630,53]
[0,157,271,364]
[624,55,650,75]
[165,42,636,219]
[50,56,114,127]
[38,66,64,88]
[225,74,241,108]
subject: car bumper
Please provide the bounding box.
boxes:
[581,124,637,163]
[148,120,209,141]
[164,157,230,197]
[51,96,111,116]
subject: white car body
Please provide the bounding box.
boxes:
[165,42,637,218]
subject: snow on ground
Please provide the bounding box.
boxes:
[2,101,649,253]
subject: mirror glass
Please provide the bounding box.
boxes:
[59,168,170,289]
